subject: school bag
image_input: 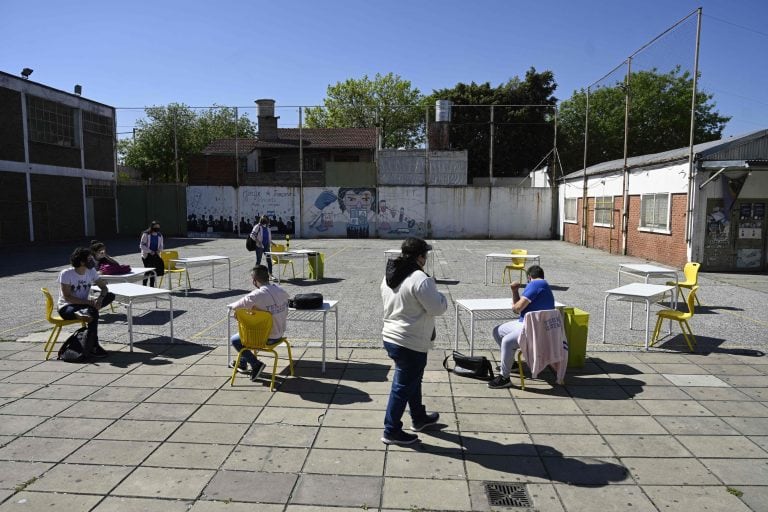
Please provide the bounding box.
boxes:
[289,293,323,309]
[57,327,91,363]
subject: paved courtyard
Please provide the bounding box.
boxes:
[0,237,766,511]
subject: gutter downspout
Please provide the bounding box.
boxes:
[621,58,632,256]
[685,7,703,261]
[580,88,590,246]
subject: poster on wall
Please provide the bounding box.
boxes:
[703,198,732,269]
[304,187,377,238]
[186,186,237,235]
[377,188,426,238]
[239,187,295,236]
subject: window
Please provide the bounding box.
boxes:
[564,197,578,223]
[82,111,114,136]
[26,95,78,147]
[594,196,613,227]
[640,193,670,232]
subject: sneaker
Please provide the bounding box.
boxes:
[487,375,513,389]
[91,345,108,358]
[228,361,249,375]
[381,430,420,446]
[250,360,266,381]
[411,412,440,432]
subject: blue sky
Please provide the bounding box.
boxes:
[2,0,766,138]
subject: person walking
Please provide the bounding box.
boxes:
[381,237,448,445]
[227,265,290,381]
[139,220,165,287]
[250,216,273,277]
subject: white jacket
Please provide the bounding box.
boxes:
[381,267,447,353]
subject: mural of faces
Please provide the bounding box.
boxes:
[338,188,375,212]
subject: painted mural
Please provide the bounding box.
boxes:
[377,187,426,238]
[186,186,237,235]
[304,187,377,238]
[239,187,296,235]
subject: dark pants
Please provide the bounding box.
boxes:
[58,292,115,350]
[383,341,428,436]
[142,253,165,287]
[255,246,273,273]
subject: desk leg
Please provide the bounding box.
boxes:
[211,262,215,289]
[602,294,609,342]
[228,259,232,289]
[644,298,651,350]
[484,257,488,286]
[183,264,189,296]
[454,304,460,351]
[226,310,231,365]
[321,313,327,374]
[169,295,174,343]
[629,301,634,330]
[334,309,339,362]
[127,301,134,352]
[469,312,475,357]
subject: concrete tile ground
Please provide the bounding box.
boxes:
[0,237,767,510]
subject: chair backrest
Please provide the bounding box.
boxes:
[518,309,568,382]
[235,309,273,350]
[41,287,55,322]
[271,243,287,264]
[683,262,701,284]
[681,285,699,319]
[510,249,528,266]
[160,250,179,271]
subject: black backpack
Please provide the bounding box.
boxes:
[443,351,495,380]
[57,327,94,363]
[289,293,323,309]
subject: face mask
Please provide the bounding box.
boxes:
[152,227,160,232]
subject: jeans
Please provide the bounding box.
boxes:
[255,247,273,274]
[493,320,524,377]
[230,334,280,368]
[383,341,428,436]
[58,292,116,347]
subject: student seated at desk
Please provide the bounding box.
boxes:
[226,265,290,381]
[58,247,116,359]
[488,264,555,389]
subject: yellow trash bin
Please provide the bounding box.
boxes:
[308,252,324,280]
[562,307,589,368]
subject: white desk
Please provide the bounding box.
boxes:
[226,300,338,373]
[171,255,231,295]
[618,263,678,285]
[106,282,174,351]
[454,297,564,356]
[99,267,157,284]
[385,249,435,275]
[484,253,541,285]
[602,283,674,350]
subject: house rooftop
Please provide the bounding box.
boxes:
[203,128,377,155]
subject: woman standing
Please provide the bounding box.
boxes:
[250,215,273,276]
[139,220,165,287]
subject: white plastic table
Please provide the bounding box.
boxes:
[601,283,674,349]
[226,300,339,373]
[106,282,174,351]
[99,267,157,284]
[454,297,564,356]
[170,255,231,295]
[618,263,679,286]
[484,253,541,285]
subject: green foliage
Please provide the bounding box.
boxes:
[428,68,558,181]
[726,486,743,497]
[557,67,731,172]
[305,73,427,148]
[119,104,256,182]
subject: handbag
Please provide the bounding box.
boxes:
[245,236,256,252]
[443,350,495,380]
[289,293,323,309]
[99,262,131,275]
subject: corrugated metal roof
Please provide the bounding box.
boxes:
[561,128,768,180]
[202,128,377,155]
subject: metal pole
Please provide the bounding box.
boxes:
[621,58,632,256]
[685,7,703,251]
[581,88,590,246]
[299,106,304,239]
[488,105,494,239]
[424,105,430,238]
[234,107,240,235]
[173,112,179,183]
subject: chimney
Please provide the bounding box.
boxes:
[255,99,279,140]
[428,99,452,150]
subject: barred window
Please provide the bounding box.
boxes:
[640,193,670,232]
[26,95,78,147]
[83,111,114,136]
[594,196,614,227]
[564,197,578,223]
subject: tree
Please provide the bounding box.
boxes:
[428,68,558,181]
[557,67,731,172]
[118,104,256,182]
[305,73,426,148]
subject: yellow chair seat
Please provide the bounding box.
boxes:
[666,262,701,306]
[232,309,294,391]
[158,250,191,289]
[270,243,295,280]
[502,249,527,284]
[650,285,699,352]
[41,287,87,360]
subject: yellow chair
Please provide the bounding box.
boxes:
[231,309,294,391]
[650,285,699,352]
[502,249,528,284]
[667,262,702,306]
[158,250,191,289]
[515,309,569,390]
[41,288,86,360]
[270,243,295,280]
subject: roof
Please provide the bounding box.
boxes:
[202,128,377,155]
[561,128,768,180]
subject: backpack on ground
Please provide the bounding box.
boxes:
[57,326,96,363]
[443,350,495,380]
[289,293,323,309]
